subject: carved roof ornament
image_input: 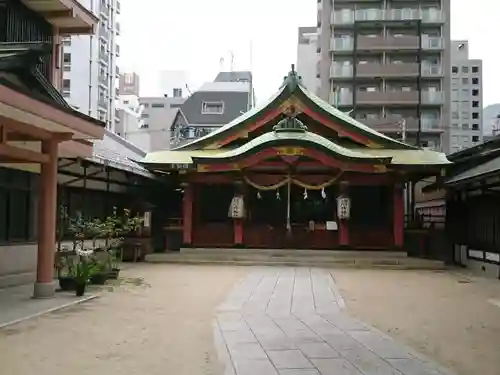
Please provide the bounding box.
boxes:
[280,64,304,92]
[273,105,308,133]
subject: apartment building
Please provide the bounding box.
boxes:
[139,96,186,151]
[449,40,483,153]
[297,27,320,94]
[62,0,121,131]
[159,70,190,98]
[316,0,451,151]
[119,72,140,96]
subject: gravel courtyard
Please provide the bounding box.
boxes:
[0,264,249,375]
[333,269,500,375]
[0,265,499,375]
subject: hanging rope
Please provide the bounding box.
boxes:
[243,175,289,191]
[243,171,344,191]
[292,171,344,190]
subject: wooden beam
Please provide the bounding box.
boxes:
[41,10,74,19]
[0,144,49,163]
[0,115,73,141]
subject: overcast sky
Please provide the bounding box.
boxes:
[118,0,499,106]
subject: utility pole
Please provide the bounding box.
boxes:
[400,119,406,143]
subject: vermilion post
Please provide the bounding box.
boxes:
[34,139,58,298]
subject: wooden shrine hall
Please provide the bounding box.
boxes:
[141,67,450,250]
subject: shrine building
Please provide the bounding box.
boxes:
[141,68,450,250]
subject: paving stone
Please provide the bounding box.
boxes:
[232,358,279,375]
[341,346,403,375]
[219,319,249,332]
[229,342,268,360]
[278,370,321,375]
[311,358,364,375]
[320,313,370,332]
[267,349,314,369]
[223,329,258,345]
[322,333,365,352]
[387,358,450,375]
[296,342,341,359]
[260,337,297,350]
[285,329,324,343]
[348,330,413,359]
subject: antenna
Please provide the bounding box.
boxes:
[219,57,224,72]
[185,83,192,96]
[229,50,234,72]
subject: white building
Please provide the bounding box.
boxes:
[159,70,190,98]
[62,0,121,132]
[115,95,151,152]
[296,27,320,94]
[450,40,483,152]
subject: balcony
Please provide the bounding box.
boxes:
[357,35,419,51]
[98,74,108,86]
[116,1,121,14]
[116,22,121,35]
[99,25,110,40]
[329,92,353,106]
[171,126,220,147]
[359,116,442,133]
[356,62,419,78]
[330,38,353,51]
[421,91,444,105]
[99,49,108,63]
[98,97,108,109]
[116,45,120,56]
[330,65,353,78]
[421,64,443,77]
[421,37,444,50]
[331,8,444,25]
[357,91,419,105]
[21,0,98,35]
[100,2,110,18]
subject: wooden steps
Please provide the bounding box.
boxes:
[145,248,446,270]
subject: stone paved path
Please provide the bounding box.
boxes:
[214,267,456,375]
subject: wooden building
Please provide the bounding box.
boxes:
[428,137,500,278]
[142,68,450,250]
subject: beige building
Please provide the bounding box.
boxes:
[312,0,451,151]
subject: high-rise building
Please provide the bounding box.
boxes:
[482,104,500,140]
[62,0,121,132]
[297,26,320,94]
[449,40,483,153]
[313,0,451,151]
[119,72,140,96]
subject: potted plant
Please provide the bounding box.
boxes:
[72,250,98,296]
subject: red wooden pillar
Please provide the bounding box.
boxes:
[338,182,350,248]
[34,139,58,298]
[234,219,243,246]
[182,183,193,245]
[393,183,404,248]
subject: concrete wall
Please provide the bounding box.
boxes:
[0,239,107,289]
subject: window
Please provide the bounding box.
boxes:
[173,88,183,98]
[452,66,458,74]
[142,103,149,108]
[461,124,469,130]
[0,168,37,242]
[62,79,71,90]
[472,101,479,108]
[170,103,182,108]
[201,101,224,114]
[151,103,165,108]
[461,112,469,119]
[472,66,479,73]
[472,77,479,85]
[472,112,479,119]
[63,53,71,63]
[141,113,149,119]
[461,66,468,73]
[472,135,480,142]
[472,123,479,130]
[452,111,459,119]
[461,78,468,84]
[472,89,479,96]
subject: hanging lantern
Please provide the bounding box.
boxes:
[303,188,308,200]
[321,187,327,199]
[228,195,246,219]
[257,191,262,199]
[336,195,351,220]
[276,190,281,200]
